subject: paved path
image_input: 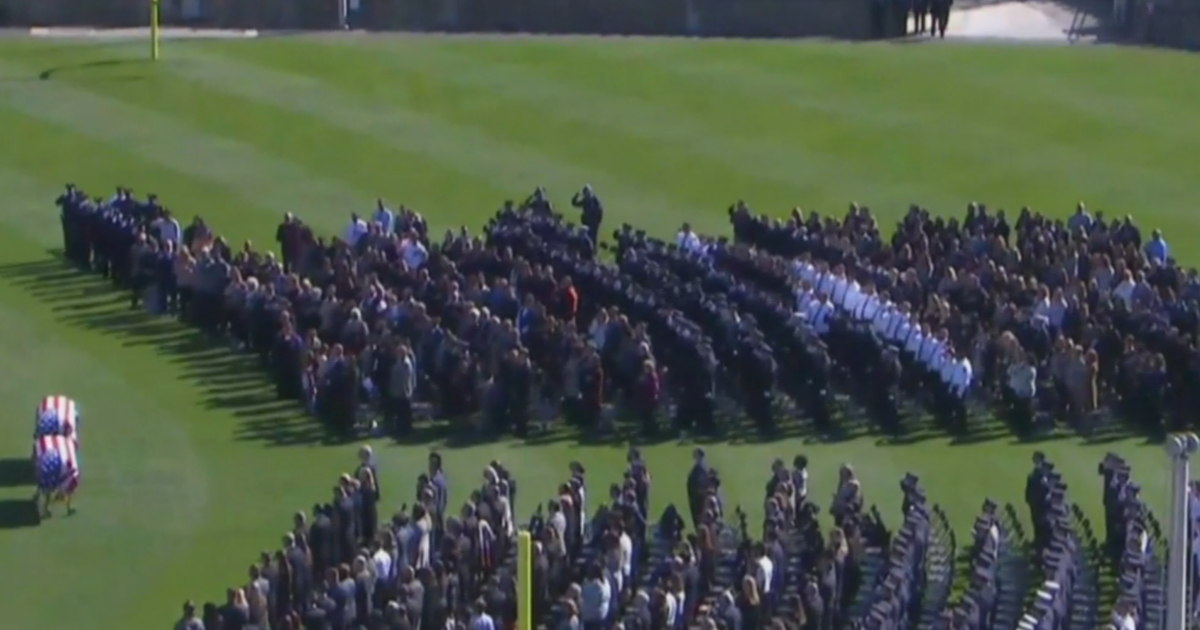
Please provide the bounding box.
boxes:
[941,1,1105,42]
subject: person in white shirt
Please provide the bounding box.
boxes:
[918,331,941,369]
[890,306,912,346]
[344,213,368,246]
[951,358,973,398]
[807,294,833,337]
[618,528,633,580]
[937,349,956,388]
[1112,270,1136,308]
[372,200,394,235]
[1047,289,1069,330]
[676,223,701,253]
[816,265,836,296]
[857,286,880,323]
[934,346,971,430]
[755,549,774,595]
[795,287,815,315]
[904,324,926,359]
[401,238,428,269]
[1032,286,1053,321]
[1111,600,1136,630]
[872,301,893,338]
[796,256,818,286]
[831,267,851,307]
[372,540,395,584]
[791,259,815,284]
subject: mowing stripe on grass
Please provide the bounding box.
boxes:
[596,50,1197,202]
[176,43,700,228]
[0,108,286,243]
[0,167,65,246]
[0,59,364,236]
[316,38,922,213]
[0,222,209,628]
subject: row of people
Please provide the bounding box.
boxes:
[732,202,1196,434]
[1020,453,1092,630]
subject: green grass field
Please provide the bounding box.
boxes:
[0,34,1198,629]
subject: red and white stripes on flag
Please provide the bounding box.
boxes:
[35,395,79,445]
[33,434,80,496]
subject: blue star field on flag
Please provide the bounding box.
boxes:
[38,451,63,491]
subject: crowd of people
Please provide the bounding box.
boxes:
[153,440,1165,630]
[51,185,1185,630]
[57,184,1200,439]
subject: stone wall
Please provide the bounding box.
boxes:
[0,0,873,40]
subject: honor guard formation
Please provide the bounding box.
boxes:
[53,185,1197,630]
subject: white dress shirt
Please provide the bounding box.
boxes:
[918,337,940,365]
[807,300,833,335]
[951,359,973,397]
[816,272,835,296]
[676,230,701,252]
[905,330,925,355]
[344,218,368,245]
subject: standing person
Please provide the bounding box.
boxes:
[174,601,204,630]
[429,452,448,545]
[571,185,604,247]
[343,213,368,249]
[276,213,302,273]
[154,209,182,247]
[686,449,710,528]
[356,447,380,545]
[930,0,952,38]
[372,200,394,236]
[156,239,178,314]
[129,232,151,310]
[388,344,416,435]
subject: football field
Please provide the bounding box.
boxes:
[0,34,1198,629]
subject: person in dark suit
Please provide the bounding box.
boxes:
[356,459,380,546]
[571,185,604,247]
[333,484,358,565]
[280,541,308,619]
[687,448,711,528]
[219,587,250,630]
[309,504,335,578]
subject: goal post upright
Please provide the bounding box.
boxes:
[150,0,161,61]
[517,530,532,630]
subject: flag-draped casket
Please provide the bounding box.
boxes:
[34,395,80,444]
[33,434,80,496]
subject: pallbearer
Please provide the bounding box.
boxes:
[33,434,80,519]
[34,395,80,444]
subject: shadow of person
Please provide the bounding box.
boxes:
[0,458,33,488]
[0,499,40,530]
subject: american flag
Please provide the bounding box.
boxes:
[33,434,80,496]
[34,395,79,445]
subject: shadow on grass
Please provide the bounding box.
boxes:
[0,255,335,449]
[0,459,33,489]
[37,58,152,83]
[0,253,1162,453]
[0,499,40,530]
